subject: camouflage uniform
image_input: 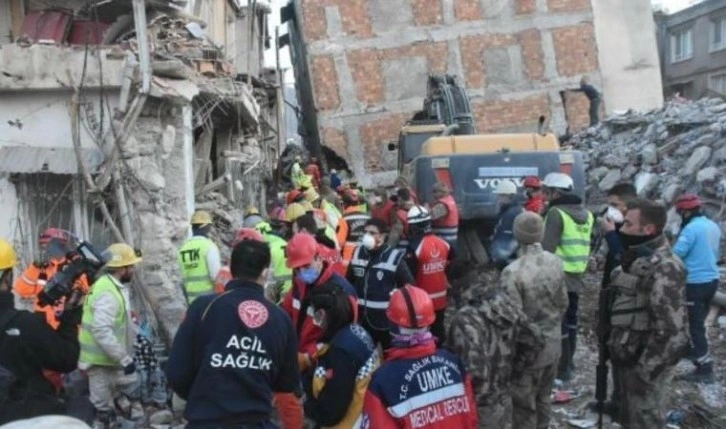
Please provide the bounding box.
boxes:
[501,243,568,429]
[446,270,544,429]
[607,235,689,429]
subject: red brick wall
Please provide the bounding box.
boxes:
[551,23,599,77]
[321,127,349,159]
[562,92,598,131]
[311,55,340,111]
[454,0,481,21]
[359,113,412,171]
[547,0,591,13]
[301,0,373,41]
[473,94,551,133]
[516,0,537,15]
[412,0,443,26]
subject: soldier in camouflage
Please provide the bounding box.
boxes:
[502,212,568,429]
[446,264,545,429]
[606,199,689,429]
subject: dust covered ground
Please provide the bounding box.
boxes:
[549,273,726,429]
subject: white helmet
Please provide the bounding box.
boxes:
[407,205,431,224]
[542,173,574,191]
[492,179,518,195]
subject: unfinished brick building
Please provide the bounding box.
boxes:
[283,0,663,185]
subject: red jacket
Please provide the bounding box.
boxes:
[372,199,396,226]
[317,243,347,276]
[361,342,478,429]
[524,194,546,215]
[411,235,450,310]
[431,195,459,229]
[305,164,321,188]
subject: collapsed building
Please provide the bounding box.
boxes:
[0,0,284,343]
[282,0,665,186]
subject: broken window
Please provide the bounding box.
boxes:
[710,18,726,52]
[671,28,693,62]
[709,73,726,95]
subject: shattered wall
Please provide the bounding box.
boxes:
[286,0,664,186]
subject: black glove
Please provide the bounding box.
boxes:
[123,362,137,375]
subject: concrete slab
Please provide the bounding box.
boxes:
[369,0,414,35]
[382,56,429,101]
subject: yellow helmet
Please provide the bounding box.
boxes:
[0,239,17,271]
[190,210,213,226]
[285,202,308,223]
[104,243,142,268]
[304,188,320,203]
[245,206,260,216]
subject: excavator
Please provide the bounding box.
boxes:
[387,74,586,264]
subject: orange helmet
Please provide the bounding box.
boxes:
[386,285,435,329]
[286,190,305,205]
[39,228,69,245]
[523,176,542,189]
[286,232,318,269]
[675,194,701,211]
[233,228,264,246]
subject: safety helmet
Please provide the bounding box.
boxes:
[245,206,260,216]
[243,214,264,229]
[39,228,69,245]
[675,194,702,211]
[304,188,320,203]
[190,210,213,226]
[0,239,17,271]
[269,206,287,225]
[523,176,542,189]
[387,285,435,329]
[286,190,304,205]
[294,155,302,162]
[407,205,431,224]
[254,220,273,235]
[233,228,264,246]
[104,243,142,268]
[492,180,518,195]
[286,233,318,268]
[542,173,574,191]
[286,202,308,223]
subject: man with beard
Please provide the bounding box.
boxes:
[606,199,689,428]
[541,173,594,382]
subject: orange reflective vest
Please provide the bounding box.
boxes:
[412,235,451,310]
[432,195,459,246]
[215,265,232,294]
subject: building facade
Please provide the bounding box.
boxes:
[283,0,664,186]
[656,0,726,99]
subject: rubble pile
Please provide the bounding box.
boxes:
[195,191,244,262]
[569,98,726,234]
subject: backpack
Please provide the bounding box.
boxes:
[0,310,19,410]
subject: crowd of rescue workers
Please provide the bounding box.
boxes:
[0,154,721,429]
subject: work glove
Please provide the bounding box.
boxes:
[123,362,137,375]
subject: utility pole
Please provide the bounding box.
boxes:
[275,25,285,191]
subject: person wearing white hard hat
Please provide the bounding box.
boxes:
[489,179,524,269]
[541,172,594,382]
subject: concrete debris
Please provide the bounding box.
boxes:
[149,410,174,425]
[195,191,244,261]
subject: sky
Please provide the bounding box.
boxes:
[652,0,701,13]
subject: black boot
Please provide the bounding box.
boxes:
[557,337,572,381]
[568,328,577,371]
[679,362,715,384]
[92,409,116,429]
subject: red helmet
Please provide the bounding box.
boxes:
[386,285,435,329]
[233,228,264,246]
[675,194,702,211]
[286,232,318,269]
[523,176,542,189]
[39,228,69,245]
[286,190,304,205]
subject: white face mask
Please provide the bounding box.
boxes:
[361,233,376,250]
[606,206,624,224]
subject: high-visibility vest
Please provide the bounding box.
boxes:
[79,274,127,366]
[178,236,216,303]
[343,209,370,244]
[431,195,459,246]
[413,235,450,310]
[550,208,594,274]
[264,233,293,298]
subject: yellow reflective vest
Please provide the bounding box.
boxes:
[179,236,216,303]
[79,274,128,366]
[264,233,293,300]
[550,208,594,274]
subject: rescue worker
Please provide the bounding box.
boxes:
[79,243,143,429]
[214,228,265,294]
[319,176,342,210]
[361,285,478,428]
[287,201,338,251]
[489,180,524,269]
[541,172,594,382]
[305,156,322,189]
[242,206,265,229]
[252,215,294,303]
[430,181,460,250]
[387,188,415,251]
[305,188,343,244]
[303,282,379,428]
[166,239,303,429]
[282,233,356,373]
[501,212,568,429]
[446,266,543,428]
[370,188,396,227]
[341,190,371,272]
[14,228,90,328]
[347,219,415,350]
[523,176,545,214]
[673,193,721,384]
[0,239,82,424]
[178,211,221,304]
[607,199,689,428]
[392,176,418,204]
[330,169,342,190]
[291,155,309,190]
[293,213,347,276]
[404,206,452,342]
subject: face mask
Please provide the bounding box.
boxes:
[362,233,376,250]
[297,265,320,284]
[619,231,655,249]
[606,206,624,224]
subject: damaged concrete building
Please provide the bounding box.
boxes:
[0,0,283,343]
[282,0,665,186]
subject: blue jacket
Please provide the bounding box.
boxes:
[166,280,300,425]
[489,202,524,268]
[674,215,721,284]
